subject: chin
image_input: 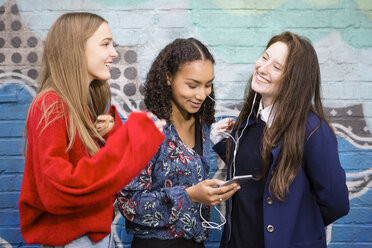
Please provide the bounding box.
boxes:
[252,82,268,95]
[189,109,201,114]
[251,81,260,93]
[97,75,110,81]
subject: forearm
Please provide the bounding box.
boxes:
[36,112,164,213]
[118,186,193,227]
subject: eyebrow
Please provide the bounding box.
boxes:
[101,37,113,42]
[185,77,215,84]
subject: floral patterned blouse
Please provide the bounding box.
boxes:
[117,120,211,243]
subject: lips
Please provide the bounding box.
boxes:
[190,101,202,108]
[255,72,270,84]
[105,62,112,70]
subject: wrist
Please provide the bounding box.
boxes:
[185,186,196,203]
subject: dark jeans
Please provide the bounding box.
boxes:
[131,237,205,248]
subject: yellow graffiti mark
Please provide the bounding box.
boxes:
[300,0,342,7]
[355,0,372,21]
[213,0,287,16]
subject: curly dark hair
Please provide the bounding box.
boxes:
[144,38,215,125]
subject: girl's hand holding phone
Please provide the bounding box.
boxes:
[185,179,241,206]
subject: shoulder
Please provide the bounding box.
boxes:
[201,120,211,133]
[305,111,335,143]
[306,111,321,129]
[31,91,66,112]
[28,91,68,124]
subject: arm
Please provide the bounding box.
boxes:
[117,161,194,227]
[117,155,239,228]
[118,163,239,229]
[304,120,350,225]
[29,95,164,214]
[210,118,234,145]
[213,138,228,163]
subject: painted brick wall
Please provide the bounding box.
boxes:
[0,0,371,247]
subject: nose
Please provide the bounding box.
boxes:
[258,62,269,74]
[195,88,208,102]
[111,46,118,58]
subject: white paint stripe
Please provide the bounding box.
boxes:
[348,180,372,200]
[110,87,140,118]
[345,168,372,200]
[346,168,372,178]
[333,123,372,142]
[0,72,37,87]
[0,76,37,97]
[335,131,372,149]
[0,237,12,248]
[347,180,365,189]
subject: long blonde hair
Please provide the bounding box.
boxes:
[25,12,111,155]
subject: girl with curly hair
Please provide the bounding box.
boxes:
[213,31,349,248]
[117,38,240,248]
[19,12,165,247]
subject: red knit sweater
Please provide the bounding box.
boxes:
[19,92,164,245]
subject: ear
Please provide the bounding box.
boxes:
[166,72,172,86]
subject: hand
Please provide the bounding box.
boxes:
[185,179,240,206]
[147,112,167,133]
[210,118,235,144]
[95,114,115,136]
[213,118,235,134]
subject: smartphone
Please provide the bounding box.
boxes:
[221,175,254,187]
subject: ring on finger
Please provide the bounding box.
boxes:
[219,195,222,202]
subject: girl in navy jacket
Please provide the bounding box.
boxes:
[213,31,349,248]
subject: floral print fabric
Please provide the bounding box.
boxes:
[117,121,211,242]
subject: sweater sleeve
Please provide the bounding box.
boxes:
[28,95,164,214]
[117,161,194,228]
[303,120,350,225]
[213,138,228,163]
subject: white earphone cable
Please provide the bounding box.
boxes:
[202,93,257,229]
[199,203,226,230]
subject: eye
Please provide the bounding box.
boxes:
[274,65,282,71]
[262,55,268,61]
[187,84,197,89]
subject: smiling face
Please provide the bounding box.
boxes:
[251,41,289,107]
[168,59,214,118]
[85,22,118,84]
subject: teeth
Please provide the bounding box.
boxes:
[257,74,268,83]
[105,63,110,67]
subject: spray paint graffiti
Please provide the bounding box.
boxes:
[0,0,371,247]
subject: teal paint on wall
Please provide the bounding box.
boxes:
[1,0,371,247]
[91,0,152,6]
[191,0,372,64]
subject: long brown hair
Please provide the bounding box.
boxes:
[226,31,329,201]
[24,12,111,155]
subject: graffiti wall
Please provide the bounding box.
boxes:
[0,0,371,247]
